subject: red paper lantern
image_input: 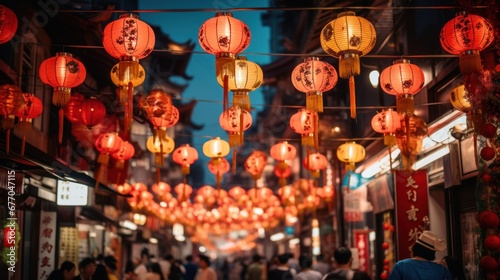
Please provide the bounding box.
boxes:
[303,152,328,178]
[228,186,246,199]
[381,242,389,250]
[208,157,230,191]
[480,255,499,273]
[103,14,155,60]
[152,181,171,197]
[111,141,134,165]
[484,235,500,251]
[480,123,497,139]
[172,144,199,175]
[274,164,292,186]
[39,52,86,107]
[219,106,252,147]
[371,109,401,146]
[64,93,85,124]
[481,146,496,161]
[291,57,338,112]
[270,141,297,162]
[139,89,173,139]
[174,183,193,202]
[80,98,106,128]
[479,210,500,229]
[244,150,268,180]
[15,93,43,130]
[166,106,179,128]
[440,12,494,74]
[198,12,251,57]
[114,183,132,195]
[380,59,424,115]
[0,5,18,44]
[94,133,123,186]
[290,109,318,147]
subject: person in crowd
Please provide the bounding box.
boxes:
[440,256,466,280]
[267,253,294,280]
[175,259,186,275]
[245,254,263,280]
[123,260,138,280]
[294,255,322,280]
[73,258,97,280]
[93,263,110,280]
[286,253,300,275]
[322,246,371,280]
[158,254,172,280]
[145,262,165,280]
[389,231,452,280]
[183,255,198,280]
[47,260,76,280]
[312,254,330,276]
[195,254,217,280]
[168,257,184,280]
[103,256,119,280]
[135,248,151,280]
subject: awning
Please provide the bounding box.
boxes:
[0,132,131,198]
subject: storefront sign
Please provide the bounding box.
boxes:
[394,170,429,260]
[38,211,57,280]
[353,230,370,273]
[57,180,88,206]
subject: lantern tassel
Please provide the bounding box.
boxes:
[232,148,237,175]
[306,91,323,113]
[223,75,229,114]
[459,50,482,75]
[234,92,250,111]
[58,108,64,144]
[216,171,221,192]
[314,112,319,150]
[181,165,190,175]
[302,134,315,148]
[156,168,161,185]
[349,76,356,119]
[396,95,415,116]
[240,110,244,145]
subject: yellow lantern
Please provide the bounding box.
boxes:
[321,11,376,119]
[337,142,365,171]
[111,62,146,103]
[146,134,175,166]
[216,56,263,111]
[203,137,231,175]
[449,84,482,131]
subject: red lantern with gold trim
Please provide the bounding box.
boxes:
[0,84,23,154]
[290,109,318,148]
[244,150,268,180]
[172,144,199,175]
[15,93,43,155]
[94,133,123,187]
[291,57,338,113]
[111,141,135,183]
[39,52,86,143]
[208,157,230,191]
[303,152,328,178]
[380,59,424,116]
[174,183,193,202]
[139,89,173,139]
[0,5,18,44]
[219,106,252,147]
[440,12,494,74]
[80,97,106,128]
[371,109,401,147]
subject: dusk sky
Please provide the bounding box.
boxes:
[138,1,271,184]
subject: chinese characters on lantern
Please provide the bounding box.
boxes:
[38,211,56,280]
[395,170,429,260]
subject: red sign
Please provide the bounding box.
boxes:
[353,230,370,273]
[394,170,429,260]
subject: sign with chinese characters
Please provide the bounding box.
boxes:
[38,211,57,280]
[57,180,88,206]
[394,170,429,260]
[353,230,370,273]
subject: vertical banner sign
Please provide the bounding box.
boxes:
[394,170,429,260]
[353,230,370,273]
[38,211,57,280]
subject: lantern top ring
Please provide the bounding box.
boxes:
[338,11,356,17]
[305,57,320,62]
[393,58,411,64]
[339,52,361,59]
[216,53,236,59]
[215,12,233,17]
[120,56,139,62]
[119,14,139,19]
[56,52,73,57]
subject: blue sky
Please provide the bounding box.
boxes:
[138,1,271,184]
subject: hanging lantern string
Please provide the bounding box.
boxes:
[50,43,459,59]
[55,5,488,14]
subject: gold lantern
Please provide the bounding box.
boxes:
[146,134,175,167]
[396,115,428,170]
[321,11,376,119]
[337,142,365,171]
[450,84,483,131]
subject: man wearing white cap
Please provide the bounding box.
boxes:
[389,231,452,280]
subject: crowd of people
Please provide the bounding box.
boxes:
[46,230,465,280]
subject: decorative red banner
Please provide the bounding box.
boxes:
[394,169,429,260]
[353,230,370,273]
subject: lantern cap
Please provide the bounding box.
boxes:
[236,56,247,60]
[120,56,139,62]
[305,57,320,62]
[338,11,356,17]
[56,52,73,57]
[119,14,139,19]
[215,12,233,17]
[393,58,410,64]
